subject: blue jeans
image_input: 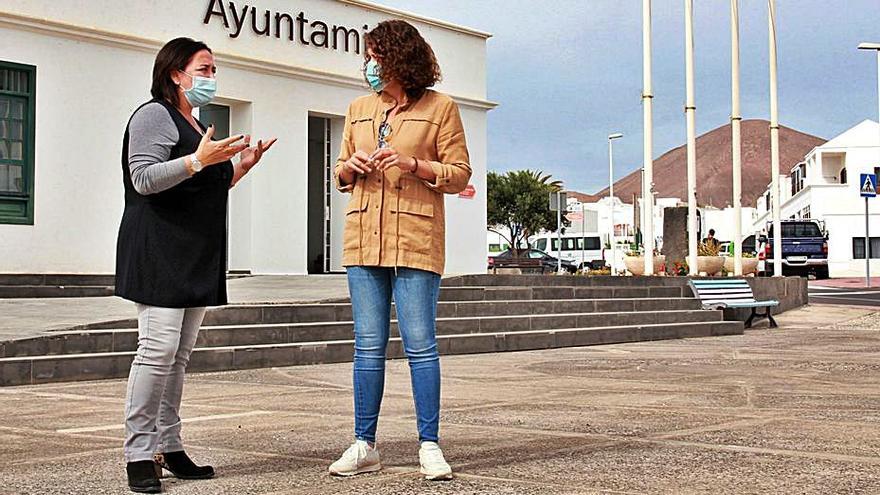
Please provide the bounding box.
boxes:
[347,266,442,444]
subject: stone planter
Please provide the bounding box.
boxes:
[624,255,665,276]
[723,256,759,276]
[697,256,725,276]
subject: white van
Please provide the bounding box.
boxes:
[487,230,513,258]
[531,233,605,270]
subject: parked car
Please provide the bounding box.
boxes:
[757,219,829,278]
[530,233,605,271]
[488,248,578,273]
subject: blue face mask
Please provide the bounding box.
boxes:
[180,71,216,107]
[364,60,385,93]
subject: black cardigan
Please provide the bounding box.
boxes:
[115,99,233,308]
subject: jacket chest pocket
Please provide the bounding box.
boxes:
[350,116,376,152]
[397,118,440,155]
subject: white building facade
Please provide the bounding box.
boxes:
[0,0,493,275]
[752,120,880,277]
[701,206,757,245]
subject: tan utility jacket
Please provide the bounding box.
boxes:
[334,90,471,275]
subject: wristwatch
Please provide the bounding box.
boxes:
[190,153,204,173]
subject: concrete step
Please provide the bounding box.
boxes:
[442,274,692,288]
[0,285,114,299]
[438,285,687,301]
[0,309,721,358]
[0,320,743,386]
[76,296,700,331]
[0,274,116,286]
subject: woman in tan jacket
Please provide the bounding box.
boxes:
[328,19,471,481]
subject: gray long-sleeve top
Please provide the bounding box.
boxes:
[127,102,194,195]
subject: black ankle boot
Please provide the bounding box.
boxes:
[154,451,215,480]
[126,460,162,493]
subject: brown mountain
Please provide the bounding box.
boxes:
[595,119,825,207]
[565,191,600,203]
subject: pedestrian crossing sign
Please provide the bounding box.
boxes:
[861,174,877,198]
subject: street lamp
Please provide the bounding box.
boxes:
[858,42,880,286]
[608,133,623,275]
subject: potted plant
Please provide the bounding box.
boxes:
[722,251,760,276]
[697,241,724,276]
[623,248,665,276]
[623,247,644,276]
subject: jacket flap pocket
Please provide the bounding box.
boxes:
[396,196,434,217]
[345,195,369,214]
[351,116,374,124]
[402,116,440,126]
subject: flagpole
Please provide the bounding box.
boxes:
[685,0,698,275]
[769,0,783,277]
[642,0,655,275]
[731,0,743,276]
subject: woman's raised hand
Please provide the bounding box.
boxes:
[238,135,278,171]
[194,125,248,167]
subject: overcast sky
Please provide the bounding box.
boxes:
[376,0,880,194]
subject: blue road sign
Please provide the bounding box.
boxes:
[861,174,877,198]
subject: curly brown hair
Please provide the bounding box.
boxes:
[364,20,441,100]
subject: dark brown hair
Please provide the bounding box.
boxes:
[151,37,212,107]
[365,20,441,100]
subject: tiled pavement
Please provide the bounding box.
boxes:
[0,304,878,494]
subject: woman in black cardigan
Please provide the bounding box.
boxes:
[116,37,275,493]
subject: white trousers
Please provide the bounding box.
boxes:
[123,304,206,462]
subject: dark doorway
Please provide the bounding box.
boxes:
[307,116,331,274]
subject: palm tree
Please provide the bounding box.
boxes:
[523,169,563,190]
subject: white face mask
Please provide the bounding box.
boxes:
[364,60,385,93]
[179,70,217,107]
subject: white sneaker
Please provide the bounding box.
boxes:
[329,440,381,476]
[419,442,453,480]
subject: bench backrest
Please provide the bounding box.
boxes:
[688,279,757,306]
[493,258,543,267]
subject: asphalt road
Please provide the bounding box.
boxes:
[809,283,880,306]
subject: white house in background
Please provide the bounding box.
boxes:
[574,197,632,242]
[486,229,513,257]
[701,206,758,245]
[752,120,880,277]
[507,188,759,262]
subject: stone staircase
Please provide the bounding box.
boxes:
[0,273,253,298]
[0,274,116,298]
[0,275,744,386]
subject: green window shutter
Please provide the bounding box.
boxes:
[0,61,36,225]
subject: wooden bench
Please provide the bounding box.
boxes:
[688,279,779,328]
[490,257,545,274]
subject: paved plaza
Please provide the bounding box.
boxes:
[0,304,878,494]
[0,276,350,341]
